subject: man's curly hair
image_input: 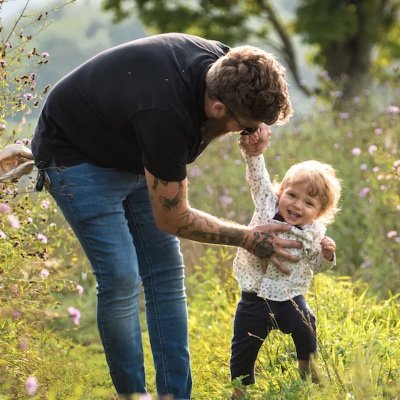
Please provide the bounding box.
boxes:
[206,46,293,125]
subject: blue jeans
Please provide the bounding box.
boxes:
[46,162,191,399]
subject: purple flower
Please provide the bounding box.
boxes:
[40,269,50,278]
[76,284,84,295]
[68,306,81,325]
[360,163,367,171]
[372,166,380,173]
[24,93,33,101]
[41,52,50,58]
[374,128,383,135]
[368,145,377,154]
[37,233,48,244]
[219,195,233,208]
[8,214,20,229]
[41,199,50,209]
[358,187,370,198]
[351,148,361,156]
[25,376,38,396]
[0,203,11,214]
[339,112,350,119]
[387,105,399,114]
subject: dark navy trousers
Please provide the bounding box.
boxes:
[230,291,317,385]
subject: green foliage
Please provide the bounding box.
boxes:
[187,86,400,295]
[187,248,400,399]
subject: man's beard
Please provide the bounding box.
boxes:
[201,116,232,143]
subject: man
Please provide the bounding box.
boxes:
[31,33,300,399]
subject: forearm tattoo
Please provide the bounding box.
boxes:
[251,231,274,258]
[176,210,246,246]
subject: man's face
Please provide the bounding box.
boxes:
[201,114,261,142]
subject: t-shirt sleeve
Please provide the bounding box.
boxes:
[133,109,191,181]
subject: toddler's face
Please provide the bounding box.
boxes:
[278,183,322,226]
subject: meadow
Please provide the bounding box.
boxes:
[0,89,399,398]
[1,2,399,396]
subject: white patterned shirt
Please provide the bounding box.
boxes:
[233,152,335,301]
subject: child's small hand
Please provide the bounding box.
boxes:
[239,124,271,156]
[321,236,335,261]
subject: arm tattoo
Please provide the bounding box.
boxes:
[176,210,246,246]
[152,178,169,190]
[152,178,183,191]
[159,191,182,211]
[251,231,274,258]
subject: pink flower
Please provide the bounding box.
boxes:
[358,187,370,198]
[25,376,38,396]
[139,395,153,400]
[0,203,11,214]
[351,148,361,156]
[374,128,383,135]
[41,52,50,58]
[219,195,233,208]
[76,284,84,295]
[387,231,397,238]
[8,214,20,229]
[360,163,367,171]
[24,93,33,101]
[387,105,399,114]
[40,269,50,278]
[37,233,48,244]
[368,145,377,154]
[68,306,81,325]
[41,200,51,209]
[0,230,6,239]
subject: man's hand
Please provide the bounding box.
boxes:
[239,124,271,156]
[248,223,302,275]
[0,144,35,182]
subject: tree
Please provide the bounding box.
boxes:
[101,0,400,99]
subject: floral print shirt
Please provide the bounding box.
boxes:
[233,152,335,301]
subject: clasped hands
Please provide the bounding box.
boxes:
[0,144,35,182]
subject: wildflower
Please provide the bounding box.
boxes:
[41,52,49,58]
[0,123,6,131]
[18,338,30,351]
[358,187,370,198]
[24,93,33,101]
[25,376,38,396]
[374,128,383,135]
[387,231,397,238]
[40,269,50,278]
[139,395,153,400]
[372,166,380,173]
[351,148,361,156]
[360,163,367,171]
[41,199,51,209]
[8,214,20,229]
[0,230,6,239]
[368,145,377,154]
[76,284,84,295]
[339,112,349,119]
[189,166,202,178]
[37,233,48,244]
[68,306,81,325]
[0,203,11,214]
[220,194,233,208]
[387,105,399,114]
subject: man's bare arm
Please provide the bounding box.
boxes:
[145,169,300,264]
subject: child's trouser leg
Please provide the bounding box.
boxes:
[230,292,271,386]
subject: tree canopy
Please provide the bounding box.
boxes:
[101,0,400,99]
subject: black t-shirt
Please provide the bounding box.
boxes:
[32,33,230,181]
